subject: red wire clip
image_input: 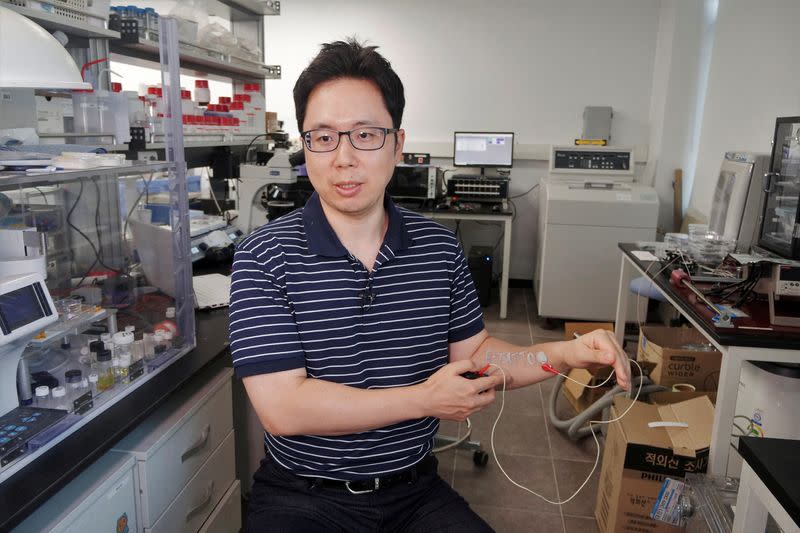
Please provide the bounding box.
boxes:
[541,363,560,375]
[476,363,491,376]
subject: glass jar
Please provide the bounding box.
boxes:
[153,332,167,356]
[113,331,134,384]
[65,369,82,405]
[96,349,115,392]
[162,331,173,351]
[143,332,156,361]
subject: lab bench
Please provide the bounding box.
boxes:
[1,308,232,531]
[614,243,800,478]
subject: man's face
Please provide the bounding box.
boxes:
[302,77,405,219]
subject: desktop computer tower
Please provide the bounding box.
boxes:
[468,246,494,307]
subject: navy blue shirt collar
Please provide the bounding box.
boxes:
[302,191,412,258]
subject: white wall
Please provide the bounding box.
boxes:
[265,0,661,279]
[688,0,800,219]
[645,0,716,234]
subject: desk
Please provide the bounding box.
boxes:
[420,208,513,319]
[613,243,800,476]
[733,437,800,533]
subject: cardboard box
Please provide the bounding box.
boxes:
[637,326,721,391]
[595,396,714,533]
[561,323,615,413]
[565,322,614,340]
[265,111,279,133]
[648,390,716,406]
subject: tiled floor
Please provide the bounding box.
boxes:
[437,287,603,533]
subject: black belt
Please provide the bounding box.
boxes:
[309,454,437,495]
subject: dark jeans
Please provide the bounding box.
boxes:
[246,454,494,532]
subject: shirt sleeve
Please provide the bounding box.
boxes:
[447,243,485,343]
[229,243,306,378]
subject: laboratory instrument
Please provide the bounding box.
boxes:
[708,152,770,252]
[237,147,298,234]
[535,146,658,322]
[758,116,800,259]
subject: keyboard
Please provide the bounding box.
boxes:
[192,274,231,309]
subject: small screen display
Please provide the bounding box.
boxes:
[454,132,514,167]
[0,285,46,333]
[780,265,800,281]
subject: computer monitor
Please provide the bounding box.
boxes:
[453,132,514,174]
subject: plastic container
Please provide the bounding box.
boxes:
[180,89,194,116]
[34,386,50,409]
[195,79,210,107]
[88,372,99,395]
[106,84,131,144]
[244,83,266,134]
[95,349,115,392]
[72,91,101,144]
[233,93,253,131]
[229,101,248,134]
[144,7,159,34]
[51,386,68,411]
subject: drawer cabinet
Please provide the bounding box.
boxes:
[146,430,236,533]
[199,479,242,533]
[13,452,139,533]
[113,365,235,529]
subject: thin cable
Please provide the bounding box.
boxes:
[122,172,157,243]
[66,179,122,276]
[509,183,539,199]
[34,187,49,205]
[487,359,644,505]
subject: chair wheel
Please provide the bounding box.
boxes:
[473,450,489,467]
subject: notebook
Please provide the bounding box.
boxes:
[192,274,231,309]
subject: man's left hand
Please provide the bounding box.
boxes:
[561,329,631,390]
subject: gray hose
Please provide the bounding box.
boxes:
[548,373,667,440]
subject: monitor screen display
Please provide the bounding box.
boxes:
[454,132,514,167]
[0,284,47,334]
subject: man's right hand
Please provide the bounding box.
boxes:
[418,359,503,421]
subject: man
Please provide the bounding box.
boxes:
[230,38,631,532]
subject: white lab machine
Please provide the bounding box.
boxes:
[728,360,800,475]
[708,152,770,252]
[237,148,297,234]
[0,228,47,280]
[534,146,659,322]
[0,273,58,416]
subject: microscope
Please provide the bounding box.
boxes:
[237,132,302,234]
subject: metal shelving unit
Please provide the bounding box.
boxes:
[220,0,281,16]
[0,3,120,38]
[109,36,280,81]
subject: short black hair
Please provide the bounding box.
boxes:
[293,38,405,132]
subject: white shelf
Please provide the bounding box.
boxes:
[2,3,119,39]
[110,37,280,81]
[219,0,280,16]
[29,308,114,347]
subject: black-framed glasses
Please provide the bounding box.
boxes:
[301,127,398,153]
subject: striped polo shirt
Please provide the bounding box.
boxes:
[229,191,484,480]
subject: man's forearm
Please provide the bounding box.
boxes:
[469,336,570,390]
[258,377,428,437]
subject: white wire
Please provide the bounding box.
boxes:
[486,359,644,505]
